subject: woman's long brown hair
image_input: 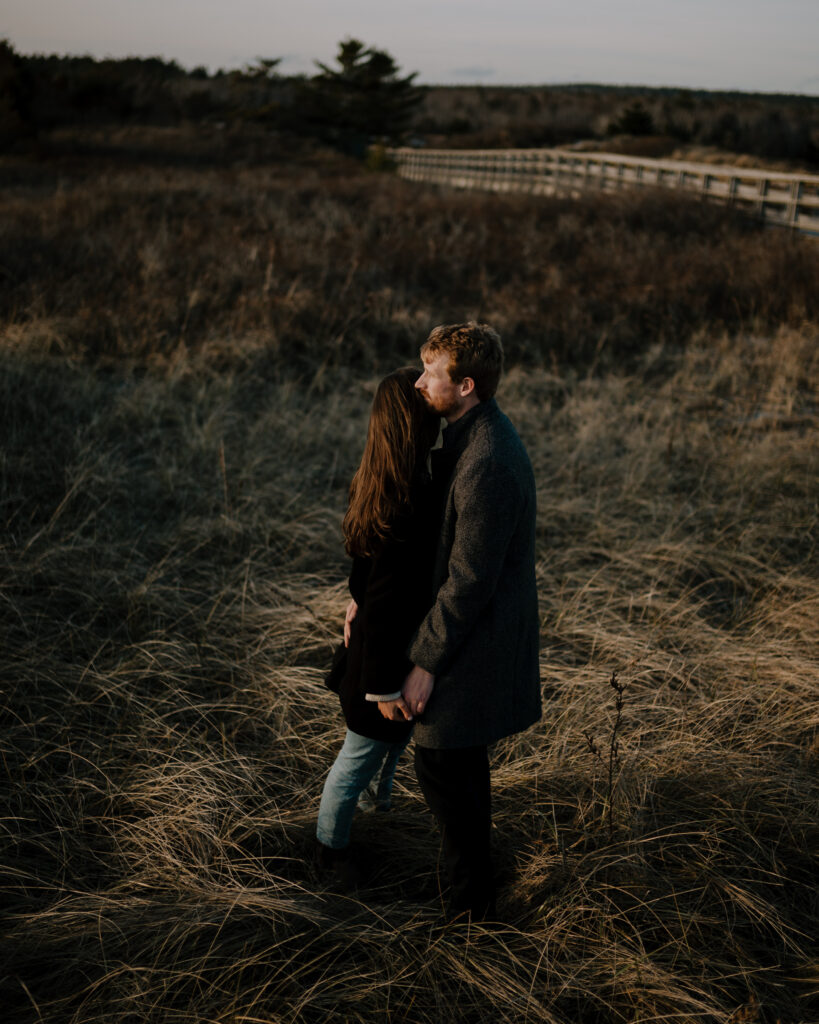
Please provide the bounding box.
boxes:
[343,367,440,558]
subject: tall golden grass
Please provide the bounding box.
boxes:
[1,132,818,1022]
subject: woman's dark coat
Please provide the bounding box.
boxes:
[326,481,439,743]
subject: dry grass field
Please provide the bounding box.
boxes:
[1,129,818,1023]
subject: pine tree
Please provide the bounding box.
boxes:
[308,39,421,153]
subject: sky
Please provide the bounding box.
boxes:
[5,0,819,95]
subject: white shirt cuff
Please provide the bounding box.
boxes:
[364,690,402,702]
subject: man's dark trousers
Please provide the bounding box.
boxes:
[414,745,495,919]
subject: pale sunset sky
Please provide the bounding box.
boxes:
[4,0,818,94]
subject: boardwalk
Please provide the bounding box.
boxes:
[387,147,819,236]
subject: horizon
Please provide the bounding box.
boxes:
[8,41,819,100]
[5,0,819,97]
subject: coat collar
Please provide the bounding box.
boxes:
[441,398,497,456]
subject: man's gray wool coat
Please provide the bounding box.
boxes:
[409,398,542,749]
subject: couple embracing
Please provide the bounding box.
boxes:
[317,322,541,921]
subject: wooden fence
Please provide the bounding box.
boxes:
[386,147,819,236]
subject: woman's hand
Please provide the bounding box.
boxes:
[377,697,413,721]
[402,666,435,716]
[343,598,358,647]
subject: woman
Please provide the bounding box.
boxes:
[316,367,440,879]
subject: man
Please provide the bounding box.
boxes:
[379,322,542,920]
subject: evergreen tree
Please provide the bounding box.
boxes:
[0,40,32,142]
[307,39,421,153]
[608,100,655,137]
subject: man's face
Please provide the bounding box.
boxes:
[415,351,464,419]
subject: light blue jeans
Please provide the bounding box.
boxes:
[316,728,411,849]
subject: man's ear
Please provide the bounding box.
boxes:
[460,376,476,397]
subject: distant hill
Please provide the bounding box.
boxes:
[415,84,819,169]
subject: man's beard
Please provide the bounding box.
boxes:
[419,389,461,418]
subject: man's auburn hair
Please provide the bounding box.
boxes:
[421,322,504,402]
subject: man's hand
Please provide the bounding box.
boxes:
[403,665,435,716]
[378,697,413,722]
[343,598,358,647]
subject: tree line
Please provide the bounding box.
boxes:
[2,37,817,167]
[0,38,421,155]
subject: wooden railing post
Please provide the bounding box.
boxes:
[543,151,553,194]
[788,181,802,228]
[570,156,582,195]
[756,178,768,218]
